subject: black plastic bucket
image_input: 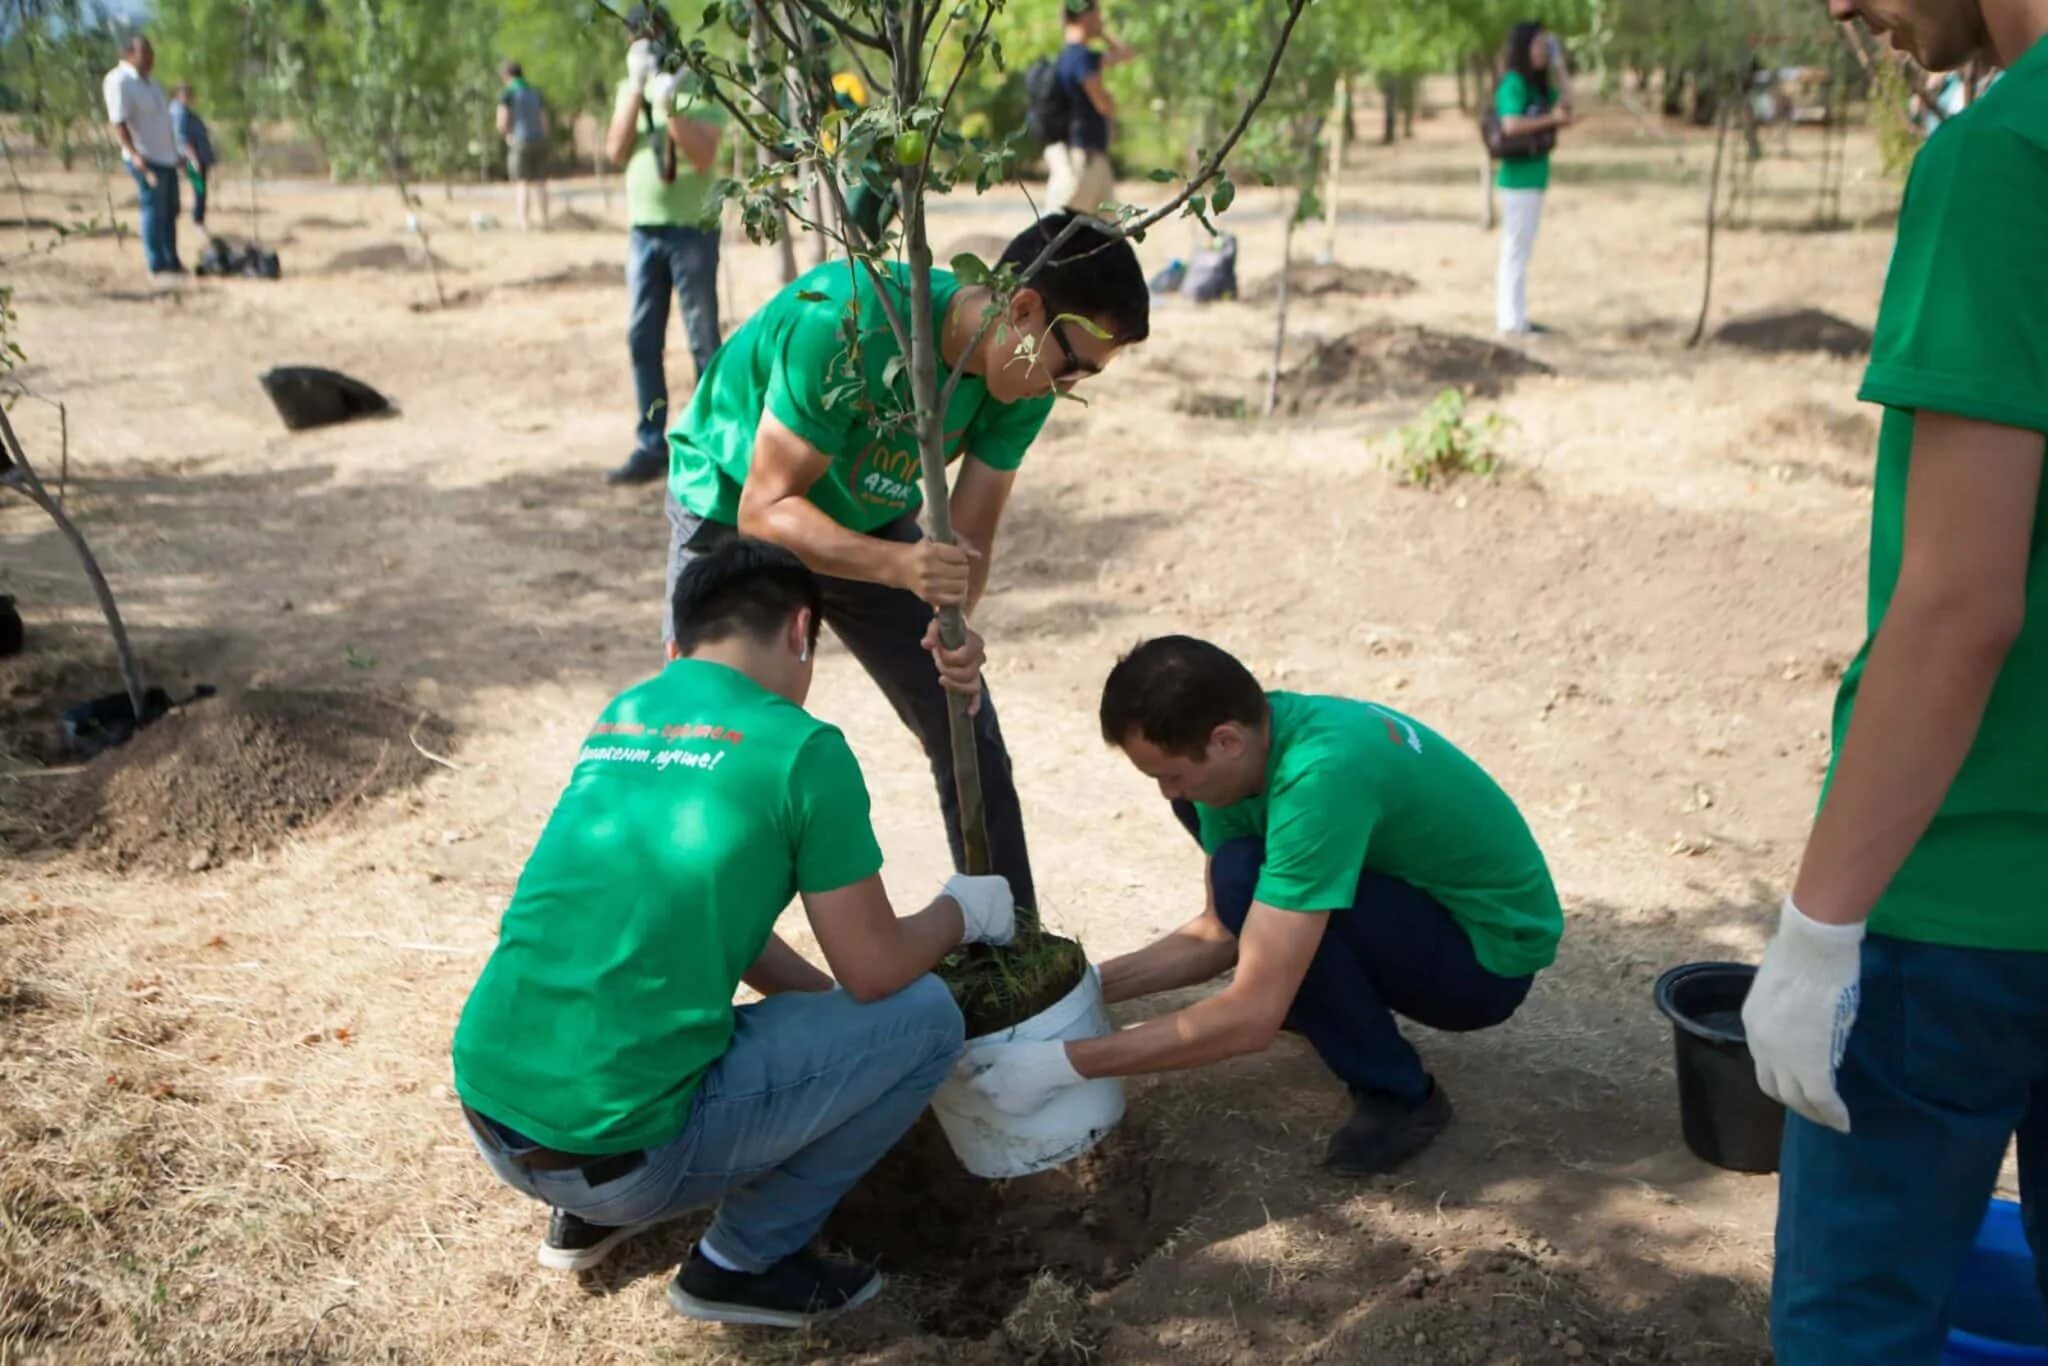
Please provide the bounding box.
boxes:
[1653,961,1786,1174]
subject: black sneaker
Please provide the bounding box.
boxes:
[605,452,666,486]
[1324,1079,1454,1176]
[666,1247,883,1328]
[537,1208,656,1272]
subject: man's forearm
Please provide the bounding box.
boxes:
[1069,988,1271,1079]
[742,496,908,590]
[113,124,143,165]
[670,118,720,175]
[1793,599,2016,926]
[1098,918,1236,1005]
[742,934,835,995]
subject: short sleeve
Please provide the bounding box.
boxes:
[1858,123,2048,435]
[788,729,884,893]
[963,393,1052,472]
[1252,770,1381,912]
[498,87,515,108]
[1195,801,1255,853]
[1495,73,1527,119]
[104,72,128,124]
[765,302,861,454]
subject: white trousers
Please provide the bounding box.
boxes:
[1496,188,1546,333]
[1044,144,1116,218]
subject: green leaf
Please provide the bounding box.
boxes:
[796,290,829,302]
[882,355,908,392]
[950,253,993,286]
[1146,168,1176,183]
[1212,178,1236,214]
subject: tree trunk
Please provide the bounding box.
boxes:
[750,3,799,284]
[1689,88,1734,349]
[1380,75,1398,145]
[247,130,262,247]
[1265,198,1297,416]
[0,406,146,726]
[1479,147,1495,230]
[1401,76,1417,139]
[390,167,447,308]
[1,137,32,227]
[1322,80,1347,262]
[1456,63,1470,114]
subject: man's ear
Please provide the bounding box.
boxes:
[1209,722,1246,762]
[665,639,684,661]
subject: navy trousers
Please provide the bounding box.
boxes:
[1174,800,1532,1103]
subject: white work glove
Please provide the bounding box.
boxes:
[943,873,1014,947]
[956,1039,1086,1116]
[1741,895,1865,1133]
[626,39,659,90]
[644,70,680,114]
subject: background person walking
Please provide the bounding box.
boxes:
[1045,0,1135,216]
[496,61,549,232]
[102,34,183,277]
[1493,21,1571,337]
[169,83,215,234]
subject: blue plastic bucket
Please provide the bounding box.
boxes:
[1945,1199,2048,1364]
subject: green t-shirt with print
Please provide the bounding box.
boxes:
[667,260,1056,533]
[616,78,725,229]
[1825,34,2048,953]
[1495,71,1552,192]
[451,659,883,1154]
[1194,692,1562,978]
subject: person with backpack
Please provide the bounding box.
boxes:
[169,83,215,233]
[1036,0,1136,217]
[606,37,726,486]
[1490,21,1572,337]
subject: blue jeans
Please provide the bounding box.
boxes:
[127,162,181,273]
[1774,934,2048,1364]
[627,225,721,463]
[1175,800,1533,1103]
[468,975,964,1272]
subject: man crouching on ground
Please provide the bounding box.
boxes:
[959,635,1562,1173]
[451,538,1014,1327]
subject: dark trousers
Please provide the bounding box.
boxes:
[1773,934,2048,1364]
[1173,800,1531,1103]
[628,225,722,464]
[666,499,1036,909]
[126,161,181,273]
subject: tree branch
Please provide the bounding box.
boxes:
[787,0,886,52]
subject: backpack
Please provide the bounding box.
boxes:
[1180,234,1237,304]
[1479,106,1556,161]
[1023,56,1071,148]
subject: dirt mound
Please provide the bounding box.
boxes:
[547,208,610,232]
[323,243,454,273]
[1174,390,1254,420]
[1244,261,1417,302]
[825,1117,1209,1340]
[1276,322,1552,414]
[292,214,367,231]
[1712,307,1871,358]
[509,261,618,291]
[16,688,449,872]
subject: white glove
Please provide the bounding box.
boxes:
[626,39,659,90]
[645,70,680,114]
[943,873,1014,947]
[1741,895,1865,1133]
[956,1039,1085,1116]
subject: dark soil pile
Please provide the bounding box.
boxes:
[509,261,618,291]
[1713,308,1872,358]
[546,208,609,232]
[1173,390,1253,420]
[825,1117,1209,1339]
[1243,261,1417,303]
[940,930,1089,1038]
[17,689,449,872]
[1276,323,1552,415]
[323,243,454,273]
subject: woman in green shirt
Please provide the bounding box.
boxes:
[1494,21,1573,336]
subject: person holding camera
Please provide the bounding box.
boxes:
[606,37,726,486]
[1493,21,1572,338]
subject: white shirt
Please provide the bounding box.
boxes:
[102,61,177,166]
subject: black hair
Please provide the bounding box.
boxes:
[503,60,524,79]
[1099,635,1270,759]
[999,212,1149,346]
[670,537,824,655]
[1501,21,1552,102]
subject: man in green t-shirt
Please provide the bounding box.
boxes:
[452,538,1017,1328]
[606,37,727,486]
[663,211,1149,916]
[958,636,1563,1175]
[1737,4,2048,1361]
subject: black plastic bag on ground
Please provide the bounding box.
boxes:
[259,367,393,431]
[1181,234,1238,304]
[196,237,284,280]
[0,595,21,658]
[60,683,216,759]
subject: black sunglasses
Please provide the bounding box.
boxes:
[1048,319,1104,381]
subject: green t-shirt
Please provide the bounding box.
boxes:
[667,260,1055,533]
[1193,692,1562,978]
[1495,71,1552,192]
[451,660,883,1153]
[616,78,724,229]
[1826,34,2048,954]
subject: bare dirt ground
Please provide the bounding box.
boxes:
[2,96,1912,1362]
